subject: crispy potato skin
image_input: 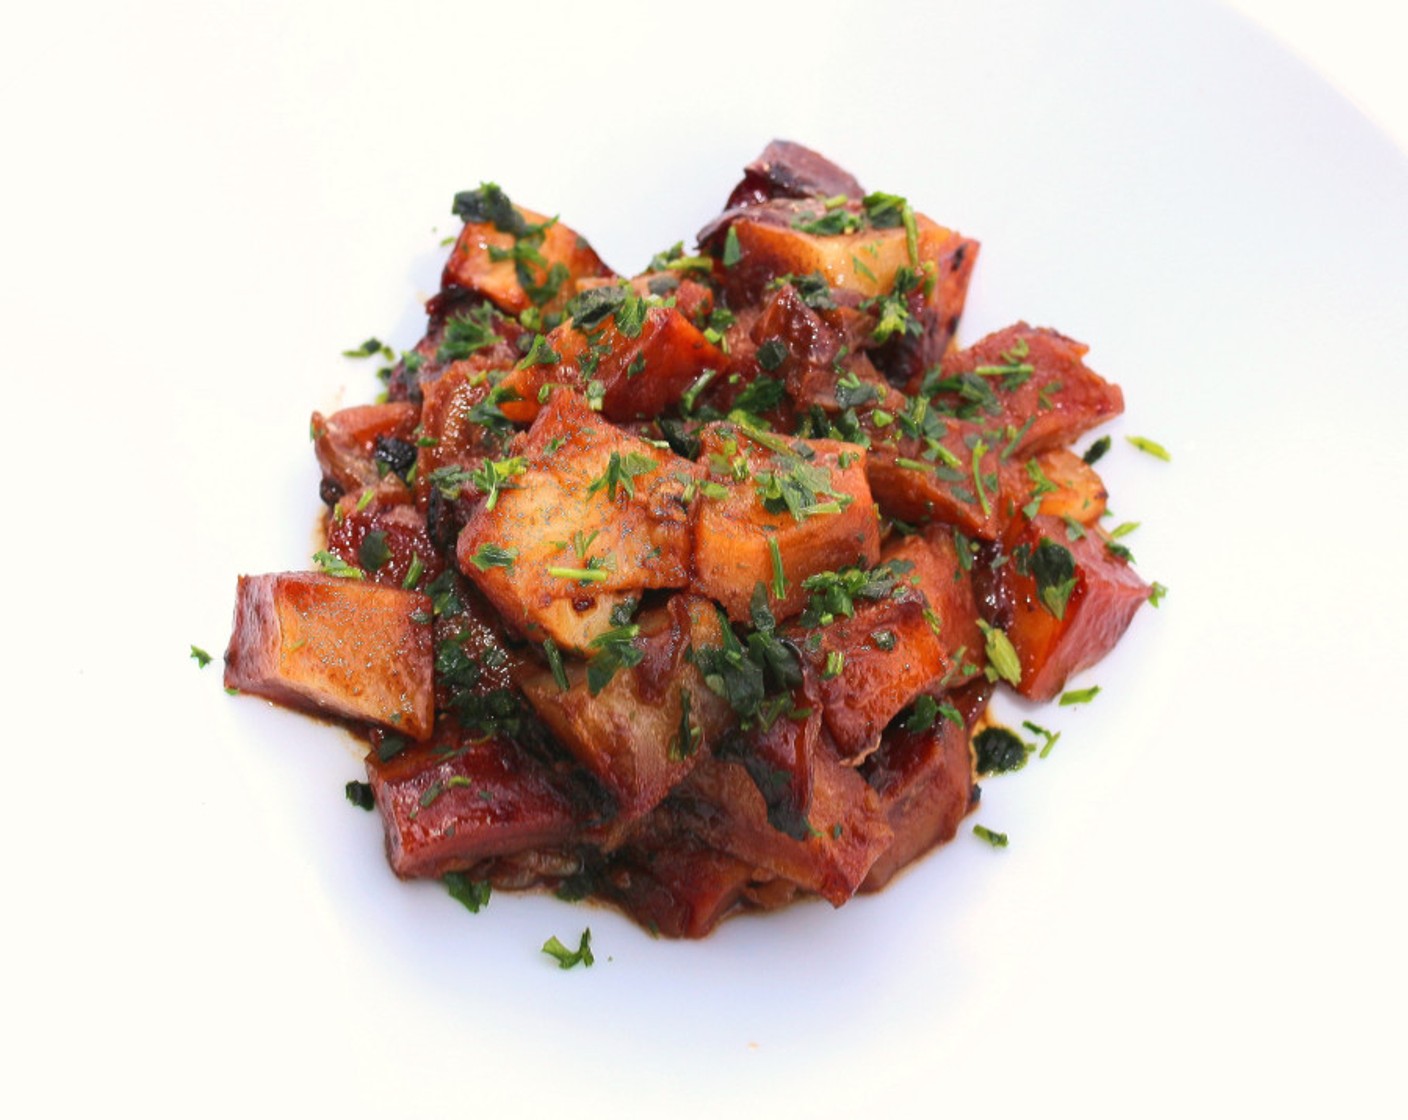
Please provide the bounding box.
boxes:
[224,572,435,739]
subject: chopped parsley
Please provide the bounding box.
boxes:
[587,450,658,501]
[542,928,594,969]
[1059,685,1101,706]
[754,456,851,521]
[190,645,212,668]
[358,531,391,573]
[344,780,375,810]
[973,824,1009,848]
[973,726,1031,774]
[444,872,492,913]
[1031,537,1078,620]
[586,624,644,695]
[436,304,501,363]
[313,550,364,580]
[468,542,517,572]
[977,619,1022,686]
[1082,435,1111,465]
[1126,435,1171,461]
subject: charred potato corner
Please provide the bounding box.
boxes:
[225,141,1154,938]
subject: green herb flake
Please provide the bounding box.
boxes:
[313,550,364,580]
[1032,538,1078,620]
[587,450,658,501]
[344,780,375,810]
[722,226,742,268]
[1022,720,1062,758]
[768,537,788,600]
[358,530,392,573]
[977,620,1022,686]
[973,726,1032,775]
[1082,435,1111,465]
[1059,685,1101,706]
[469,543,518,572]
[542,927,595,969]
[471,456,528,511]
[973,824,1009,848]
[337,336,388,359]
[756,338,789,371]
[586,624,644,695]
[544,638,569,692]
[1149,581,1168,608]
[444,872,491,914]
[190,645,213,668]
[1127,435,1171,461]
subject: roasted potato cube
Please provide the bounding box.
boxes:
[865,418,1007,540]
[722,139,865,209]
[325,496,445,590]
[597,839,762,940]
[860,680,991,892]
[497,299,725,426]
[939,324,1123,457]
[224,572,434,739]
[441,198,614,317]
[675,743,894,907]
[366,733,580,879]
[692,425,880,623]
[882,530,986,679]
[986,515,1151,701]
[518,596,733,822]
[311,402,419,505]
[1016,447,1110,526]
[457,391,699,650]
[800,594,949,762]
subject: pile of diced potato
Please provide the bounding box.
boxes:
[225,142,1151,937]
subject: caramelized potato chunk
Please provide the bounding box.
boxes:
[986,515,1151,701]
[518,596,733,821]
[367,733,580,879]
[692,425,880,622]
[224,572,434,739]
[498,299,725,425]
[457,391,699,650]
[441,198,614,317]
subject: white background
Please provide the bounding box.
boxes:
[3,3,1406,1117]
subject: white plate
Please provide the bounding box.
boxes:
[7,2,1407,1116]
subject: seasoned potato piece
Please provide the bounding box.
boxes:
[441,195,614,317]
[311,402,419,505]
[366,733,581,879]
[703,198,974,307]
[723,139,864,209]
[457,391,699,650]
[224,572,434,739]
[325,495,444,590]
[882,530,986,678]
[1020,447,1110,525]
[518,596,733,822]
[798,593,948,762]
[692,425,880,623]
[674,745,894,907]
[864,418,1007,540]
[597,837,764,940]
[860,680,991,892]
[938,324,1123,456]
[985,514,1151,701]
[497,298,725,425]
